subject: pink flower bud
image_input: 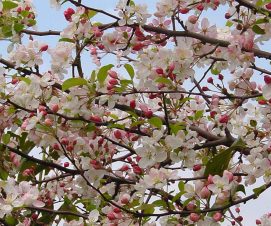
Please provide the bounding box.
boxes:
[193,164,201,171]
[236,216,243,222]
[199,186,211,199]
[210,111,217,118]
[64,162,69,167]
[90,115,102,123]
[40,44,48,52]
[132,43,144,51]
[225,12,231,19]
[202,86,209,91]
[223,170,234,182]
[114,130,122,139]
[196,3,204,11]
[207,77,214,84]
[208,175,214,184]
[44,118,53,126]
[219,114,229,123]
[264,75,271,84]
[187,202,196,210]
[61,138,69,145]
[64,8,75,21]
[213,212,222,222]
[258,100,267,105]
[190,213,200,222]
[133,165,143,174]
[51,104,59,113]
[179,8,189,14]
[66,145,74,152]
[168,63,175,72]
[266,3,271,10]
[218,74,224,80]
[109,78,118,85]
[156,68,164,75]
[22,168,33,176]
[108,70,118,79]
[130,99,136,109]
[120,164,129,171]
[120,194,130,204]
[188,15,198,24]
[144,110,153,118]
[107,212,116,221]
[53,143,60,150]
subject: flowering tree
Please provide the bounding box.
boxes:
[2,0,271,225]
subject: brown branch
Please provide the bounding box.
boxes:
[140,24,271,60]
[67,0,120,20]
[33,173,76,184]
[235,0,271,17]
[22,29,60,36]
[2,144,79,174]
[27,207,88,219]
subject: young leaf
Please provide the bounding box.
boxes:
[2,133,10,145]
[2,1,18,10]
[97,64,114,84]
[148,117,163,129]
[62,78,87,91]
[204,138,246,176]
[252,25,265,34]
[124,64,135,79]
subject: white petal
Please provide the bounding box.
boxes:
[32,200,45,208]
[262,84,271,100]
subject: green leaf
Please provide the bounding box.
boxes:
[250,120,257,127]
[62,78,87,91]
[14,23,24,33]
[178,181,185,192]
[90,70,96,82]
[255,18,269,24]
[2,133,10,145]
[18,160,45,181]
[170,122,186,135]
[194,110,204,120]
[18,132,35,154]
[5,216,18,226]
[36,124,54,133]
[97,64,114,84]
[256,0,264,7]
[211,67,220,75]
[148,117,163,129]
[18,77,31,85]
[0,166,8,180]
[107,123,125,129]
[59,198,80,221]
[155,77,172,85]
[59,38,75,43]
[236,184,246,195]
[204,138,246,176]
[20,10,30,17]
[124,64,135,79]
[152,200,167,208]
[252,25,265,34]
[120,79,132,86]
[2,1,18,10]
[85,123,96,132]
[88,10,97,19]
[136,204,155,214]
[253,184,266,197]
[226,21,233,27]
[27,19,36,26]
